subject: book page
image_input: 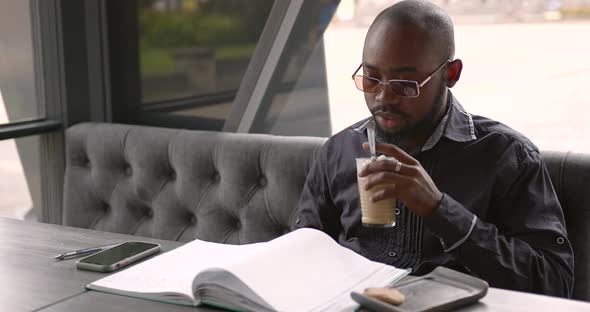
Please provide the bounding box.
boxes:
[88,238,265,303]
[219,228,409,312]
[88,229,407,310]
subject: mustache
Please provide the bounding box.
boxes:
[370,105,409,118]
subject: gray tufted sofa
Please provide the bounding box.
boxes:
[63,122,590,301]
[63,122,325,244]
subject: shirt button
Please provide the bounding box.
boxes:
[557,237,565,245]
[388,251,396,257]
[395,208,401,215]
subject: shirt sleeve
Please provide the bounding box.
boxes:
[290,145,342,240]
[424,148,574,297]
[425,195,477,253]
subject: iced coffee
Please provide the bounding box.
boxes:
[356,157,397,227]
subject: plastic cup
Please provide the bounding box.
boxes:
[356,157,396,227]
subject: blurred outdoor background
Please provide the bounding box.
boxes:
[326,0,590,152]
[1,0,589,219]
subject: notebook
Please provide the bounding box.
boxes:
[87,228,409,311]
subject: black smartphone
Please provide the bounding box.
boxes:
[76,241,161,272]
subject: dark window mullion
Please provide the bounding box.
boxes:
[142,90,237,113]
[0,120,62,141]
[30,0,68,224]
[223,0,294,132]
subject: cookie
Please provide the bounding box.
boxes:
[363,287,406,306]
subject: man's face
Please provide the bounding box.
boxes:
[362,22,448,144]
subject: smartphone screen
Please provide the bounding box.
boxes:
[79,242,159,266]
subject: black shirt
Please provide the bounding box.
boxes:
[291,93,574,297]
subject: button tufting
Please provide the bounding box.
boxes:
[259,176,267,187]
[234,219,241,230]
[212,172,220,182]
[557,237,565,245]
[124,164,132,176]
[190,214,197,225]
[103,203,110,212]
[388,251,396,257]
[169,170,176,180]
[83,158,90,168]
[145,208,153,218]
[295,217,300,224]
[395,208,401,215]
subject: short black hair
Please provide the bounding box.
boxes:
[370,0,455,60]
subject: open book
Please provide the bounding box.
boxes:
[87,228,409,311]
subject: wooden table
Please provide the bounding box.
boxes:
[0,217,196,312]
[1,217,589,312]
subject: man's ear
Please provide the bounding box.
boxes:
[446,59,463,88]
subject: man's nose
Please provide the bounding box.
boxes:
[375,82,401,104]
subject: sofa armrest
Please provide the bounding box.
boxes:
[542,151,590,301]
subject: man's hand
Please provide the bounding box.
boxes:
[358,142,443,217]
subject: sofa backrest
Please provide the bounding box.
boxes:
[542,151,590,301]
[63,122,326,244]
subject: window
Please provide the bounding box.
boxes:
[0,1,44,124]
[0,1,42,220]
[0,0,63,221]
[110,0,589,153]
[138,0,274,124]
[0,135,41,220]
[230,0,339,137]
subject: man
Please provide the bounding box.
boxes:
[291,0,574,297]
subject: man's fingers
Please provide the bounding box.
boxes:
[358,158,414,177]
[365,172,396,190]
[359,159,410,177]
[375,143,417,164]
[364,172,412,191]
[362,142,417,165]
[370,187,397,203]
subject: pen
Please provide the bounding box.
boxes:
[53,243,121,260]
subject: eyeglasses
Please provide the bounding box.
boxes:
[352,60,450,98]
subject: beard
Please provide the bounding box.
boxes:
[373,80,447,146]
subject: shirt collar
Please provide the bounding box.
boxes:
[353,92,477,151]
